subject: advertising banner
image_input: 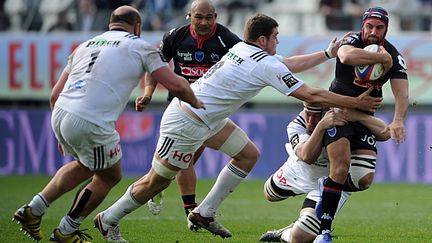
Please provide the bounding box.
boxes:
[1,33,431,104]
[1,109,431,183]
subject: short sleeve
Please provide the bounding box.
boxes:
[133,40,168,74]
[257,57,304,96]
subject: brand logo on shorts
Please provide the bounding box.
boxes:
[172,151,193,163]
[327,127,337,137]
[109,143,121,159]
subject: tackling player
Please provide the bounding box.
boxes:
[135,0,241,223]
[315,6,409,243]
[259,103,390,243]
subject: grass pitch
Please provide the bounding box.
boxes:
[1,176,431,243]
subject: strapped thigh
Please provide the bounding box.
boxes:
[218,126,250,157]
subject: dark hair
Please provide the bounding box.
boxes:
[110,9,141,26]
[244,13,278,42]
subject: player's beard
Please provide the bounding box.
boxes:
[364,35,381,45]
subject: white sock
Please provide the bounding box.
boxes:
[28,193,49,216]
[196,163,247,217]
[103,184,142,225]
[281,227,292,242]
[58,215,80,235]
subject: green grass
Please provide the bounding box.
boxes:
[1,176,431,243]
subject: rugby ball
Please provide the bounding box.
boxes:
[354,44,384,82]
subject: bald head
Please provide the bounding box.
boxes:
[110,5,141,27]
[189,0,215,14]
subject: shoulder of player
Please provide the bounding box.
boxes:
[289,112,307,131]
[165,24,190,38]
[215,23,241,42]
[341,32,361,46]
[383,39,402,56]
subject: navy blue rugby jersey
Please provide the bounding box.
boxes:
[159,23,241,101]
[329,32,408,99]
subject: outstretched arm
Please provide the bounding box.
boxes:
[282,33,350,73]
[290,85,382,113]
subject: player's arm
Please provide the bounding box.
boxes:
[135,72,157,112]
[338,44,393,72]
[50,70,69,110]
[296,110,347,164]
[290,84,382,113]
[342,109,390,141]
[50,49,76,110]
[282,33,350,73]
[150,66,204,109]
[388,78,409,143]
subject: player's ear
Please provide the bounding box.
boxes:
[214,12,217,19]
[186,12,191,20]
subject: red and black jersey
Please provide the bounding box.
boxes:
[159,23,241,101]
[329,32,408,99]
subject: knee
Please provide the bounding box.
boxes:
[350,154,376,190]
[357,172,374,190]
[249,145,260,162]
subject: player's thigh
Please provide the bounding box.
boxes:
[157,106,210,170]
[204,119,257,159]
[264,164,307,201]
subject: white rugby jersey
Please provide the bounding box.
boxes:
[55,30,166,130]
[284,111,330,182]
[186,41,304,128]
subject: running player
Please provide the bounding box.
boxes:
[12,6,203,243]
[315,6,409,243]
[135,0,241,221]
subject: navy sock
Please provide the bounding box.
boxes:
[320,177,343,233]
[182,194,197,216]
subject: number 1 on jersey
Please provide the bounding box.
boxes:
[86,51,100,73]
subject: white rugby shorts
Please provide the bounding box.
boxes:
[51,107,122,170]
[156,101,227,169]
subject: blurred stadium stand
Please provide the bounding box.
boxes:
[0,0,431,34]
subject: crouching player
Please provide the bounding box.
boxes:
[259,103,390,242]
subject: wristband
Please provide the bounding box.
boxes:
[324,50,331,59]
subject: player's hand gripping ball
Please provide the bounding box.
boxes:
[354,44,384,82]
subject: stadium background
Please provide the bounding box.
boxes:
[1,0,432,183]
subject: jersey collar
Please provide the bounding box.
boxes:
[189,24,217,49]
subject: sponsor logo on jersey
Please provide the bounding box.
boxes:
[67,79,86,90]
[177,51,192,61]
[281,73,299,88]
[290,134,299,148]
[180,66,209,77]
[327,127,337,137]
[86,38,120,48]
[211,53,221,62]
[226,51,244,65]
[195,51,205,62]
[353,78,384,90]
